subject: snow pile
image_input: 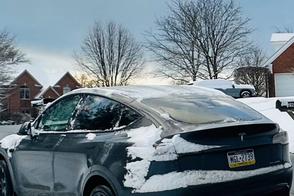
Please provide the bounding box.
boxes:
[239,97,294,152]
[0,134,27,157]
[137,164,287,193]
[124,125,222,192]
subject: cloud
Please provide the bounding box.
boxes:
[13,47,171,87]
[14,47,80,86]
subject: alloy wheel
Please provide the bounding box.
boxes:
[90,185,113,196]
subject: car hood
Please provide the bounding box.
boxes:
[235,84,255,90]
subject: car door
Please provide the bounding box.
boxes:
[11,94,82,196]
[53,94,142,196]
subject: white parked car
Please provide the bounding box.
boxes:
[192,79,256,98]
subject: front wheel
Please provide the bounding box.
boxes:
[90,185,114,196]
[240,90,251,98]
[0,160,13,196]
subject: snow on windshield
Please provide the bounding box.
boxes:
[142,96,263,125]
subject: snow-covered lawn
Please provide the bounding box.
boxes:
[239,97,294,153]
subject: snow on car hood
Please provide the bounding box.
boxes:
[234,84,255,89]
[194,79,255,90]
[0,134,27,157]
[123,125,223,192]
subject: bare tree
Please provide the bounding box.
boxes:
[75,73,99,88]
[234,47,269,96]
[0,31,27,85]
[0,31,27,112]
[75,22,144,87]
[147,0,252,82]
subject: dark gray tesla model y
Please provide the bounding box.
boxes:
[0,85,292,196]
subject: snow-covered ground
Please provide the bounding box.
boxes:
[239,97,294,153]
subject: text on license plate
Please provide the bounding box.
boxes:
[227,149,256,168]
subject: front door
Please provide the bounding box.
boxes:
[11,94,82,196]
[11,134,61,196]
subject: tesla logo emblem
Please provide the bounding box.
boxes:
[238,132,247,142]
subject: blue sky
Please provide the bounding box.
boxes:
[0,0,294,85]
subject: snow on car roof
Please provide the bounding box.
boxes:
[69,85,227,102]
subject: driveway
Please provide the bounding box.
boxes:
[0,125,20,139]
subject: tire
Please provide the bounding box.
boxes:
[0,160,13,196]
[89,185,114,196]
[240,90,251,98]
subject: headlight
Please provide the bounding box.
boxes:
[272,131,289,145]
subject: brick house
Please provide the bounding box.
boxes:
[2,70,43,114]
[264,33,294,97]
[35,72,81,103]
[52,72,81,96]
[1,70,81,117]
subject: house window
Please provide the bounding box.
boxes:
[20,86,30,100]
[63,86,71,94]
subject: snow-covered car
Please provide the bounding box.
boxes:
[192,79,257,98]
[0,85,292,196]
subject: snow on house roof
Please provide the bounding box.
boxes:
[270,33,294,42]
[12,68,77,87]
[35,86,60,99]
[263,35,294,67]
[10,70,42,87]
[53,72,81,87]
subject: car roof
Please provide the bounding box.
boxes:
[68,85,227,102]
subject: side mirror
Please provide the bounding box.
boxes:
[18,121,32,135]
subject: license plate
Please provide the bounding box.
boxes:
[227,149,256,168]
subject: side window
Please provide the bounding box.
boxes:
[72,95,141,131]
[38,94,82,131]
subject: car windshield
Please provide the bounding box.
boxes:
[142,95,263,125]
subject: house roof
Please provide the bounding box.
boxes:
[263,35,294,67]
[35,86,60,99]
[10,69,43,87]
[53,72,81,87]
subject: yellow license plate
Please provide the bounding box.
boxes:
[227,149,256,168]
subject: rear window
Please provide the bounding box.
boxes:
[142,96,263,125]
